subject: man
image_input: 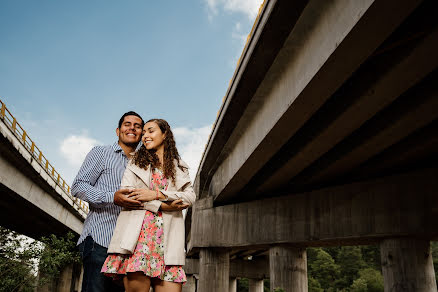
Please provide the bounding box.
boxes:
[72,111,187,292]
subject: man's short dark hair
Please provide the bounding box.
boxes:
[118,111,144,129]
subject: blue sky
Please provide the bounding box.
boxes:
[0,0,263,183]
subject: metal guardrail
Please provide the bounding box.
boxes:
[0,99,89,214]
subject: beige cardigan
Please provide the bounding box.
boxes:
[107,159,196,265]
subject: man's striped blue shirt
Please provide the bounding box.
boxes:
[72,142,129,248]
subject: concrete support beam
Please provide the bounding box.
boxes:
[229,277,237,292]
[269,246,307,292]
[231,258,269,279]
[199,249,229,292]
[185,257,269,279]
[249,279,264,292]
[189,168,438,250]
[380,238,437,291]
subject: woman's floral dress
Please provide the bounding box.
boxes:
[101,168,187,283]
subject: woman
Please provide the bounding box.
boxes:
[102,119,196,292]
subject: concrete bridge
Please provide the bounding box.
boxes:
[0,100,87,239]
[185,0,438,291]
[2,0,438,291]
[0,99,87,291]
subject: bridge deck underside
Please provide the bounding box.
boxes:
[0,120,84,239]
[0,183,78,239]
[188,0,438,258]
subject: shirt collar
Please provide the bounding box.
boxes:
[112,141,123,153]
[112,141,142,153]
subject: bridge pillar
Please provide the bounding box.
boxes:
[380,238,437,292]
[182,275,196,292]
[198,248,229,291]
[229,277,237,292]
[37,263,82,292]
[269,246,308,292]
[249,279,264,292]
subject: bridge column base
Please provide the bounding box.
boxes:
[198,248,229,291]
[269,246,308,292]
[249,278,264,292]
[380,238,437,292]
[229,277,237,292]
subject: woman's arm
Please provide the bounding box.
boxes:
[127,190,188,212]
[160,168,196,206]
[160,199,189,211]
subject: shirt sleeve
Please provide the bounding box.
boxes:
[71,147,115,208]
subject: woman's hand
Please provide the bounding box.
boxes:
[160,199,189,211]
[128,188,157,202]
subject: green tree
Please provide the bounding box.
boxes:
[38,232,81,284]
[350,268,383,292]
[350,278,368,292]
[0,226,80,291]
[308,277,324,292]
[308,248,340,289]
[237,278,249,292]
[336,246,366,287]
[360,245,381,270]
[431,241,438,285]
[0,227,41,292]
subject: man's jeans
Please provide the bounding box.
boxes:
[78,236,124,292]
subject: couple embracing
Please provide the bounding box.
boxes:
[72,111,195,292]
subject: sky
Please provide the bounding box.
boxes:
[0,0,264,183]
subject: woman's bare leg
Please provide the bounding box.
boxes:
[153,279,182,292]
[123,272,151,292]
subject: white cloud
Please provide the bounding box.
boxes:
[205,0,264,68]
[232,21,248,48]
[60,134,101,167]
[205,0,263,20]
[173,125,212,182]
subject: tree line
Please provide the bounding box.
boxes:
[238,243,438,292]
[0,226,80,292]
[1,225,438,292]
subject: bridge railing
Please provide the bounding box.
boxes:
[0,99,89,214]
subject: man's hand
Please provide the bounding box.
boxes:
[160,199,189,211]
[127,188,156,202]
[114,189,143,209]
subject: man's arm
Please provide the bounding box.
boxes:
[71,147,117,208]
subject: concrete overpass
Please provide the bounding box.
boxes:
[0,99,87,239]
[186,0,438,291]
[0,99,88,291]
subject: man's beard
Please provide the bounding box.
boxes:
[124,141,139,147]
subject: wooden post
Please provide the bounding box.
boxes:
[269,246,308,292]
[199,248,229,292]
[380,238,437,291]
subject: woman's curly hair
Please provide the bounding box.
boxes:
[132,118,186,183]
